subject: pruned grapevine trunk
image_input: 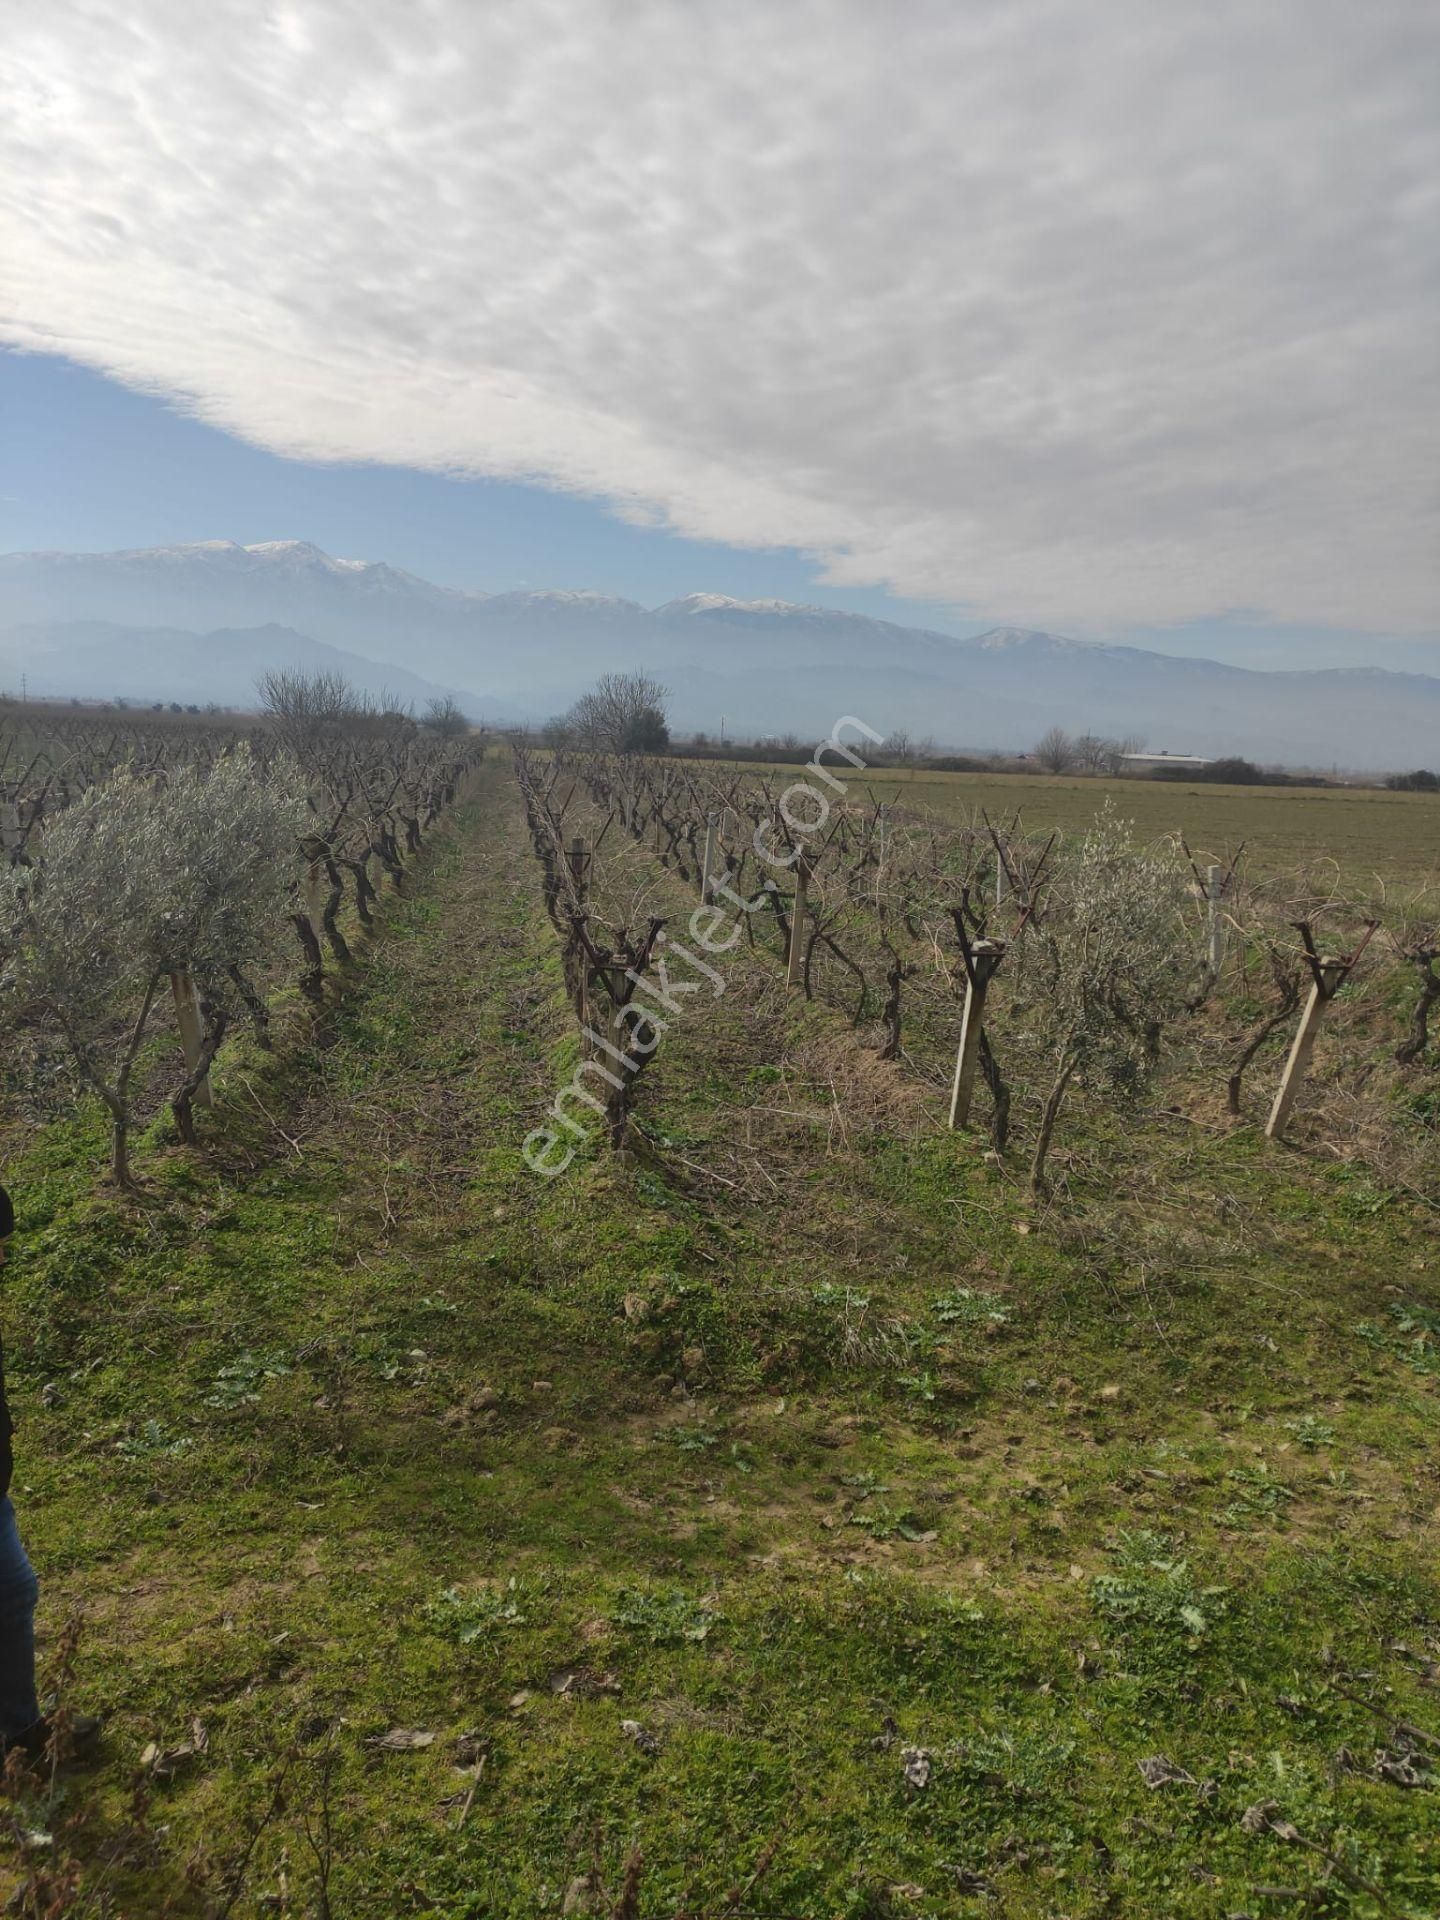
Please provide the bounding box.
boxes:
[979,1032,1011,1151]
[1227,981,1302,1114]
[291,912,326,1008]
[340,856,376,930]
[320,858,352,965]
[1396,953,1439,1065]
[1030,1050,1079,1196]
[228,964,273,1048]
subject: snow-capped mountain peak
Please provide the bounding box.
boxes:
[658,592,745,615]
[656,592,823,618]
[243,539,363,570]
[487,588,637,608]
[968,625,1100,652]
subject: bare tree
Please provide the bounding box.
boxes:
[1034,726,1076,774]
[421,695,470,738]
[564,673,671,754]
[256,669,357,742]
[1073,733,1124,776]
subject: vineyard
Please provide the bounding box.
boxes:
[514,738,1440,1200]
[0,711,1437,1917]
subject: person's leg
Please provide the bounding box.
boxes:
[0,1495,40,1741]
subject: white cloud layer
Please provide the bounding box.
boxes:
[3,0,1437,633]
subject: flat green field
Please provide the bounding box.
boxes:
[828,767,1440,891]
[2,761,1437,1917]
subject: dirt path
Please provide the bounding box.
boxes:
[292,757,561,1240]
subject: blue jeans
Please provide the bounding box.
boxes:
[0,1498,39,1738]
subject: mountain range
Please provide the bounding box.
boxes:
[3,540,1438,769]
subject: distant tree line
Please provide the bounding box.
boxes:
[255,671,471,739]
[504,699,1439,793]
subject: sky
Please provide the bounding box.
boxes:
[0,349,985,633]
[2,0,1437,671]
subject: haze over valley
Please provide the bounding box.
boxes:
[7,539,1439,769]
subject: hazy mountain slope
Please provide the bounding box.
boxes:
[4,542,1439,766]
[0,620,507,718]
[0,540,475,634]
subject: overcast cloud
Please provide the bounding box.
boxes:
[2,0,1436,635]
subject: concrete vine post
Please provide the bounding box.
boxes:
[1265,955,1345,1140]
[1205,863,1226,982]
[700,812,718,899]
[1263,917,1375,1140]
[948,938,1006,1129]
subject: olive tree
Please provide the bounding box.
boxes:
[1011,811,1191,1194]
[0,751,306,1184]
[1,775,165,1184]
[142,750,308,1140]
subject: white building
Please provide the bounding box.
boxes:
[1119,751,1213,769]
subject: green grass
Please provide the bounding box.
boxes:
[813,763,1440,889]
[1,763,1437,1917]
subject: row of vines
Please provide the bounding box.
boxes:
[0,697,485,1184]
[515,742,1439,1197]
[514,745,667,1155]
